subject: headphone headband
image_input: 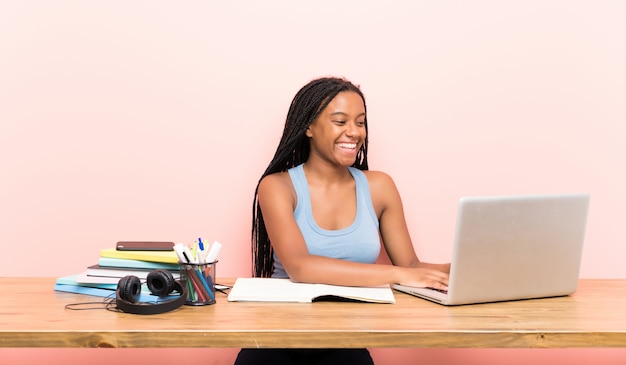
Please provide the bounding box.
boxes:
[116,270,188,315]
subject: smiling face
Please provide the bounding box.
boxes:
[305,91,367,168]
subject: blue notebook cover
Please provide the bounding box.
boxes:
[54,284,117,298]
[56,274,118,290]
[54,283,179,302]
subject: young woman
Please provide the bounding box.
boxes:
[235,77,450,365]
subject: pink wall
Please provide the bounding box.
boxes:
[1,1,625,364]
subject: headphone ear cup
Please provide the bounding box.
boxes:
[147,269,176,297]
[116,269,187,315]
[118,275,142,303]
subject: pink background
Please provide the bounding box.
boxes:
[1,1,625,364]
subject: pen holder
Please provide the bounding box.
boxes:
[178,261,217,306]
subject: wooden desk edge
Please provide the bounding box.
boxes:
[2,331,625,349]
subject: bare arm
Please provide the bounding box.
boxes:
[257,172,449,289]
[367,171,450,288]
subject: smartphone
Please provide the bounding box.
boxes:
[116,241,175,251]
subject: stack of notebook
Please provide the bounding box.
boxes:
[54,244,181,298]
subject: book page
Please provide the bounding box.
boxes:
[228,278,315,302]
[312,283,396,304]
[228,278,395,303]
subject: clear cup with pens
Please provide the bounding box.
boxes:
[179,260,217,306]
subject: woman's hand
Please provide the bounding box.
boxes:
[396,264,450,291]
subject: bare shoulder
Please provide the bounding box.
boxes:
[361,170,402,215]
[361,170,397,191]
[258,172,296,204]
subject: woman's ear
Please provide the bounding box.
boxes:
[305,126,313,138]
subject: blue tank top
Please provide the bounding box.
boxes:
[272,164,381,278]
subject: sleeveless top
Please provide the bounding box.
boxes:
[272,164,381,278]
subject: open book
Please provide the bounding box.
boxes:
[227,278,396,304]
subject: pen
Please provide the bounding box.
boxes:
[185,266,207,302]
[186,277,196,302]
[205,271,217,296]
[195,267,215,301]
[198,237,205,252]
[193,240,200,262]
[193,245,213,301]
[198,238,207,263]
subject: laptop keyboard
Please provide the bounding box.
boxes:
[428,287,448,294]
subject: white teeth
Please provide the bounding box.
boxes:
[337,143,357,149]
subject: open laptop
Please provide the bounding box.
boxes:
[392,193,590,305]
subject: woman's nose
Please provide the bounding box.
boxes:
[345,121,358,136]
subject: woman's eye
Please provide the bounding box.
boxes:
[334,120,347,125]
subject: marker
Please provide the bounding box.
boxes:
[173,243,189,264]
[182,245,197,264]
[205,241,222,263]
[185,267,207,302]
[182,251,192,264]
[195,267,215,301]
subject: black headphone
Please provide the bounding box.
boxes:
[116,269,187,315]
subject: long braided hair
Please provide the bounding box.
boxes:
[251,77,370,277]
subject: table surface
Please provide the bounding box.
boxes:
[1,278,626,348]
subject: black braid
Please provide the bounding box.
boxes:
[251,77,370,277]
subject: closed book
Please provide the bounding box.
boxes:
[86,265,179,278]
[227,278,396,304]
[98,257,180,271]
[76,270,180,284]
[75,273,126,285]
[55,274,118,290]
[100,247,179,264]
[54,283,176,301]
[54,284,116,297]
